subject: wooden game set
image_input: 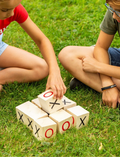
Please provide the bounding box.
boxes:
[16,90,89,140]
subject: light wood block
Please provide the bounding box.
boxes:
[33,117,57,140]
[66,106,89,129]
[49,109,72,134]
[62,95,76,110]
[38,90,64,114]
[31,98,41,108]
[16,101,48,130]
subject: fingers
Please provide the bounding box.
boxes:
[46,81,66,100]
[102,98,117,108]
[112,102,117,109]
[102,87,119,109]
[52,84,66,99]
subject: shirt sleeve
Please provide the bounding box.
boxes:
[100,10,117,35]
[14,4,29,24]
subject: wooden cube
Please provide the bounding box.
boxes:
[38,90,64,114]
[49,109,72,134]
[16,101,48,130]
[33,117,57,140]
[66,106,89,129]
[62,95,76,110]
[31,98,41,108]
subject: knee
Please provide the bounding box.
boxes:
[58,46,74,63]
[34,61,49,80]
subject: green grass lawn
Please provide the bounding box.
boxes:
[0,0,120,156]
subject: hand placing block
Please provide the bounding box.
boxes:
[16,101,48,130]
[31,98,41,109]
[49,109,72,134]
[66,106,89,129]
[33,117,57,140]
[62,95,76,110]
[38,90,64,114]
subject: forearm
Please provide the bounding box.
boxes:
[92,30,115,86]
[38,37,60,73]
[20,18,60,73]
[96,61,120,80]
[94,46,114,86]
[20,17,66,99]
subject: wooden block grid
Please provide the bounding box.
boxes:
[16,90,89,140]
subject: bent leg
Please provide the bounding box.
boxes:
[59,46,120,92]
[0,46,49,84]
[59,46,102,92]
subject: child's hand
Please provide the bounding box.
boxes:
[102,86,119,108]
[46,72,66,99]
[82,57,99,73]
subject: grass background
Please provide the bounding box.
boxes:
[0,0,120,156]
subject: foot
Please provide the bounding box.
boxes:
[69,78,82,90]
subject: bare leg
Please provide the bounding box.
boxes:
[0,46,49,86]
[59,46,114,92]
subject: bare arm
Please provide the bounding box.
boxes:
[92,31,120,78]
[19,16,66,98]
[82,30,120,108]
[20,16,59,72]
[83,31,120,79]
[94,30,114,86]
[94,30,120,108]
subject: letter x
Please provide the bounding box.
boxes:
[27,118,33,129]
[35,125,40,137]
[62,99,71,105]
[49,99,60,109]
[18,112,24,123]
[79,116,86,127]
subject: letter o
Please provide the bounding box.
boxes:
[43,91,53,98]
[45,128,54,138]
[72,116,75,125]
[62,121,70,131]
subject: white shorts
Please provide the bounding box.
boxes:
[0,33,8,55]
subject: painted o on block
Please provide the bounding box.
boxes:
[43,91,53,98]
[49,109,72,134]
[45,128,54,138]
[62,121,70,131]
[72,116,75,125]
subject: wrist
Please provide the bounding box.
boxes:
[101,84,116,91]
[49,67,60,75]
[100,75,114,87]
